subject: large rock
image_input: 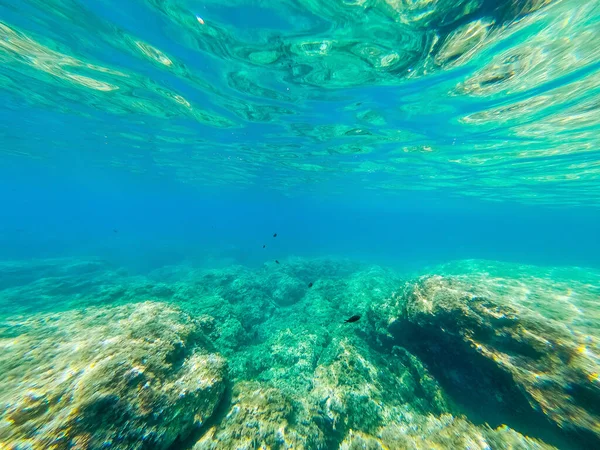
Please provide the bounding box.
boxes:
[267,272,307,307]
[196,325,547,450]
[392,270,600,449]
[192,381,305,450]
[339,413,554,449]
[0,302,227,449]
[3,257,590,449]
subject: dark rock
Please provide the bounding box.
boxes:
[392,274,600,449]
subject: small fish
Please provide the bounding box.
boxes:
[263,244,266,248]
[273,233,277,238]
[308,282,313,288]
[113,229,118,233]
[344,315,361,323]
[275,260,280,264]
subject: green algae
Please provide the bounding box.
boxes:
[2,257,598,448]
[381,261,600,448]
[0,302,226,449]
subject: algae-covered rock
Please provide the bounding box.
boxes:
[253,327,326,387]
[220,330,551,450]
[192,381,311,450]
[0,302,227,449]
[185,257,563,449]
[393,269,600,448]
[267,272,307,306]
[195,331,455,450]
[309,335,448,437]
[3,256,593,450]
[339,414,554,449]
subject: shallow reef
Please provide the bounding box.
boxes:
[0,302,226,449]
[386,264,600,449]
[1,257,598,449]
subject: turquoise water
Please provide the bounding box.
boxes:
[1,1,600,449]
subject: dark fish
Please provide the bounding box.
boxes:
[308,282,313,288]
[273,233,277,237]
[113,229,118,233]
[344,315,361,323]
[263,244,266,248]
[275,260,280,264]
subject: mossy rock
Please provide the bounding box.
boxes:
[0,302,227,449]
[393,274,600,449]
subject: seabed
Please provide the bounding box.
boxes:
[1,258,598,449]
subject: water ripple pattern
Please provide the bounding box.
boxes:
[1,0,599,204]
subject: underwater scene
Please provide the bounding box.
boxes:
[1,0,600,449]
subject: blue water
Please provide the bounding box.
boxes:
[1,1,600,449]
[1,0,599,275]
[1,164,600,272]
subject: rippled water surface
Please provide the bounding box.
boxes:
[2,0,599,205]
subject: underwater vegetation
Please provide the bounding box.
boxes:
[1,257,598,449]
[0,302,226,448]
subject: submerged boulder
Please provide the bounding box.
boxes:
[192,381,306,450]
[3,257,593,450]
[267,272,306,307]
[195,324,547,450]
[340,413,554,450]
[0,302,227,449]
[392,272,600,448]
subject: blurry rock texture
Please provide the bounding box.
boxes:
[0,302,226,449]
[2,258,599,449]
[389,264,600,449]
